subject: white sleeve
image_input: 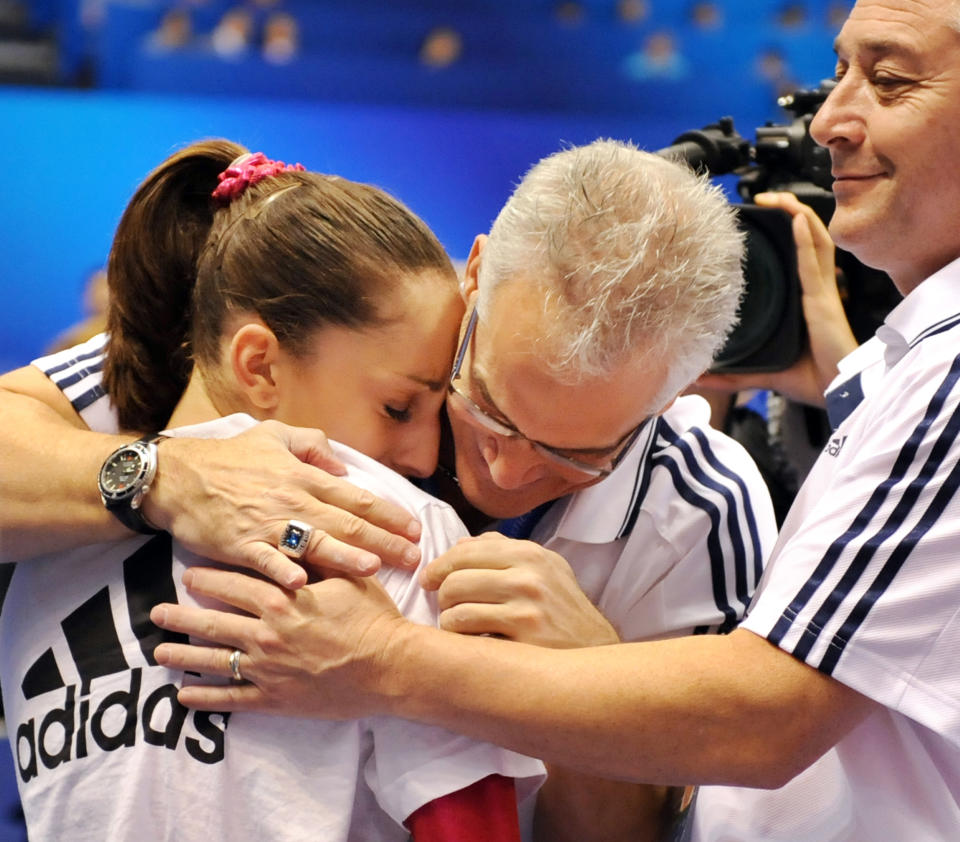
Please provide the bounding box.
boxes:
[367,497,546,824]
[601,417,777,641]
[743,343,960,746]
[365,714,546,826]
[31,332,120,434]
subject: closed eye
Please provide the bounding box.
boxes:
[385,404,412,423]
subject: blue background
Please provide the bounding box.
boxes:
[0,86,780,372]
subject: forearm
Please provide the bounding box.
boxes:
[534,766,671,842]
[0,388,129,560]
[380,626,872,787]
[153,572,878,786]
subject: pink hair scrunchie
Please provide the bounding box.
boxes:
[211,151,306,204]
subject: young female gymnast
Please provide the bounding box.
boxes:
[0,140,542,841]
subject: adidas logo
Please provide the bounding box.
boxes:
[12,534,229,783]
[826,435,848,457]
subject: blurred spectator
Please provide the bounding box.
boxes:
[45,268,109,355]
[616,0,649,26]
[553,1,585,27]
[419,26,462,68]
[145,8,193,52]
[262,11,299,63]
[623,30,690,81]
[754,46,797,95]
[689,1,723,30]
[826,1,852,28]
[211,6,254,57]
[245,0,283,32]
[776,2,809,29]
[80,0,105,32]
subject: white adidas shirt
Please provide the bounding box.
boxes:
[1,412,544,841]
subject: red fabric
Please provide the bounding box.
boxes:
[405,774,522,842]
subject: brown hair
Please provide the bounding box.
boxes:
[103,139,454,431]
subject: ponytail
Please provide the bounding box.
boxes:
[102,139,247,431]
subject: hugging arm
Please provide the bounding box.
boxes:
[152,568,876,788]
[0,365,130,560]
[0,364,423,578]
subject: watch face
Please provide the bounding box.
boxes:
[99,447,146,501]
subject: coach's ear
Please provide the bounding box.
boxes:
[461,234,486,304]
[230,321,282,413]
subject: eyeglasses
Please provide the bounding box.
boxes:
[447,307,649,478]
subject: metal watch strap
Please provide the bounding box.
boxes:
[101,434,169,535]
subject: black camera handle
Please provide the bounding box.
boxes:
[655,116,753,175]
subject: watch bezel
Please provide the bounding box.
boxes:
[98,440,159,506]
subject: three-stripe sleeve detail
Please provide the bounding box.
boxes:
[770,352,960,674]
[40,340,107,415]
[627,418,761,633]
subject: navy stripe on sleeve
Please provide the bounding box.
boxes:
[769,352,960,668]
[650,450,740,632]
[71,384,108,413]
[820,451,960,674]
[664,424,752,608]
[49,363,105,392]
[624,416,767,632]
[910,313,960,348]
[37,335,108,415]
[617,421,658,538]
[41,344,106,379]
[689,426,765,584]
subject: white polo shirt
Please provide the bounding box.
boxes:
[692,259,960,840]
[533,394,778,642]
[1,412,545,841]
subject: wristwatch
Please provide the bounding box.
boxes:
[98,434,169,534]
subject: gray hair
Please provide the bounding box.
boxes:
[477,138,745,410]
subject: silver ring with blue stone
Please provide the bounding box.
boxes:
[278,519,314,559]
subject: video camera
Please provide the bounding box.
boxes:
[657,81,899,373]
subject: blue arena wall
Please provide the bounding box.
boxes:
[1,86,779,371]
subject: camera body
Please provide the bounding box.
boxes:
[657,82,899,374]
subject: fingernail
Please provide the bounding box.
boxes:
[357,554,380,574]
[406,519,422,540]
[403,545,421,567]
[285,568,307,589]
[154,644,169,662]
[152,606,168,624]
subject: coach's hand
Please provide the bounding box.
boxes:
[144,420,423,588]
[420,532,619,649]
[152,566,409,716]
